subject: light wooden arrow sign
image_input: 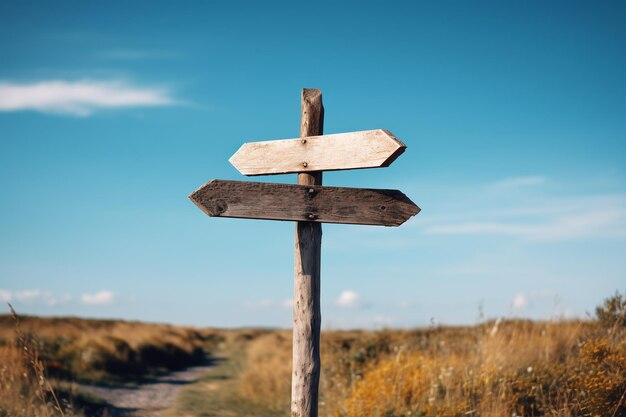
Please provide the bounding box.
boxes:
[190,180,420,227]
[229,129,406,176]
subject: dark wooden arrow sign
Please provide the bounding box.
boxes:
[189,179,420,226]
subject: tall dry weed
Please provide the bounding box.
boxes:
[0,305,77,417]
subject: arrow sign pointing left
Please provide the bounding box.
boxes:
[189,180,420,226]
[229,129,406,176]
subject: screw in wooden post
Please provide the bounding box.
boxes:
[292,88,323,417]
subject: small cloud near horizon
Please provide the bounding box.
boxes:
[0,289,71,306]
[0,79,175,116]
[336,290,364,309]
[0,290,12,302]
[81,290,114,305]
[512,293,529,309]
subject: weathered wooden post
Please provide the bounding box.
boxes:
[292,88,323,417]
[189,88,419,417]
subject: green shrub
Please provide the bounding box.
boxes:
[596,291,626,330]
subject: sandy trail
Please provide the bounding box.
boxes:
[79,364,214,417]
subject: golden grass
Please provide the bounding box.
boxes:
[0,306,82,417]
[232,320,626,417]
[0,310,224,416]
[0,314,222,384]
[0,344,59,417]
[238,330,292,412]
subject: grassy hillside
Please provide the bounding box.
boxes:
[171,320,625,417]
[0,310,223,416]
[0,313,222,383]
[170,295,626,417]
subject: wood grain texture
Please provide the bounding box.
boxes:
[293,88,323,417]
[292,220,321,417]
[229,129,406,176]
[298,88,324,187]
[188,179,421,227]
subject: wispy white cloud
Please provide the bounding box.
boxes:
[335,290,363,309]
[426,207,626,241]
[10,289,71,306]
[424,175,626,242]
[0,80,175,116]
[489,176,546,190]
[95,49,176,61]
[15,289,45,301]
[81,290,114,305]
[47,293,72,306]
[0,290,12,302]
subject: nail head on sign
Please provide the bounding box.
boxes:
[302,162,308,168]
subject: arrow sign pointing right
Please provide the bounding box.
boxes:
[190,180,420,226]
[229,129,406,176]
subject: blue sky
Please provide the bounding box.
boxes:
[1,1,624,328]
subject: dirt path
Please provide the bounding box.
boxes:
[79,364,216,417]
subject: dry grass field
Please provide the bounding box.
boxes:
[0,307,222,416]
[1,293,625,417]
[228,320,625,417]
[175,293,626,417]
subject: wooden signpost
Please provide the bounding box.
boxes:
[189,89,420,417]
